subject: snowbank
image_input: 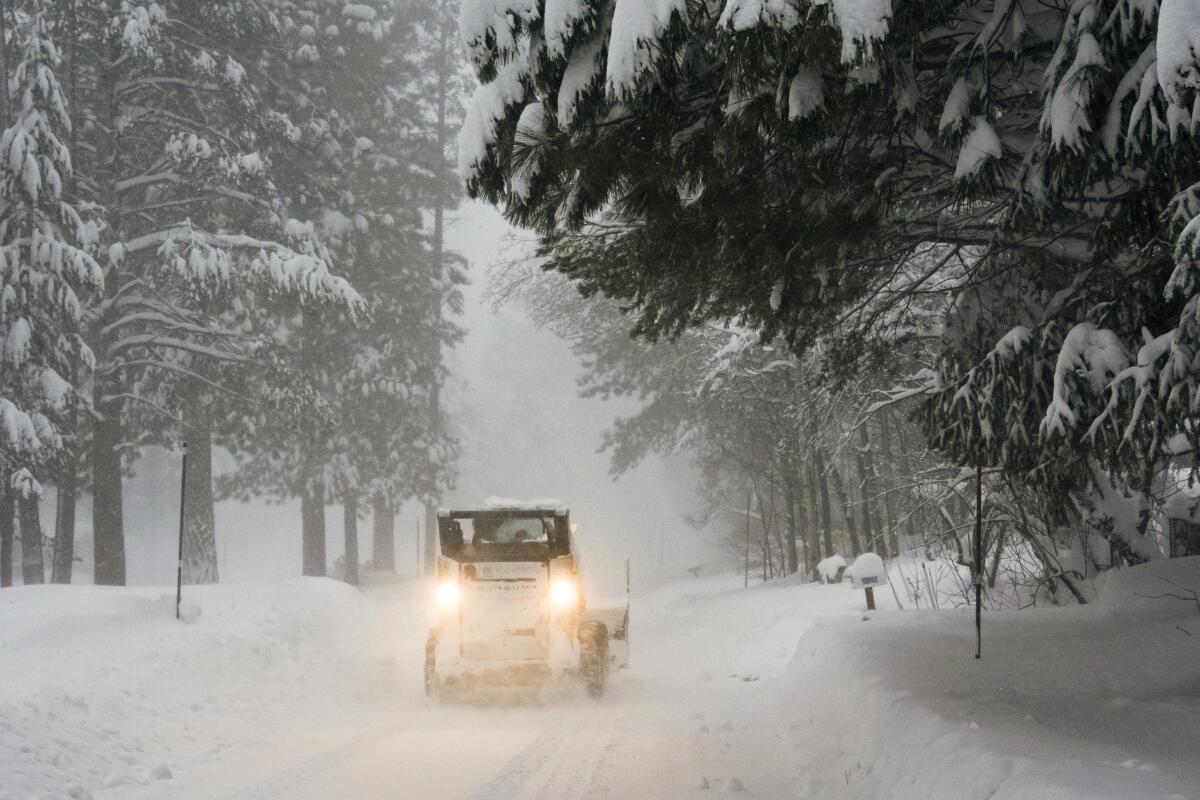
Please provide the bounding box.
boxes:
[783,557,1200,798]
[0,579,403,800]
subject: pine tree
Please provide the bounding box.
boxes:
[218,0,462,581]
[457,0,1200,560]
[54,1,363,584]
[0,2,102,585]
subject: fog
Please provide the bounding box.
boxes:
[441,202,714,596]
[85,202,714,597]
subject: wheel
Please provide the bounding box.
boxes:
[424,630,440,698]
[578,621,609,698]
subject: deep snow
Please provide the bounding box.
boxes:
[2,558,1198,799]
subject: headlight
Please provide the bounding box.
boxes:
[549,578,578,609]
[436,581,460,612]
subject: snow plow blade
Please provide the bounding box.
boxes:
[588,601,629,669]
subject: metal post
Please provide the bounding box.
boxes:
[175,441,187,621]
[975,461,983,659]
[865,586,876,611]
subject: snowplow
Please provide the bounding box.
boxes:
[425,504,628,698]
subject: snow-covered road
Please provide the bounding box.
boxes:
[5,562,1200,800]
[115,575,824,800]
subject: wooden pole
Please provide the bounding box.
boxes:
[175,442,187,620]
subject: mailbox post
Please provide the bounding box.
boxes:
[846,553,887,611]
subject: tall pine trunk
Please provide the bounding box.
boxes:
[301,481,327,577]
[783,475,799,575]
[813,450,834,558]
[0,483,13,587]
[52,0,82,587]
[371,494,394,571]
[802,465,822,573]
[182,417,218,584]
[90,4,128,587]
[878,412,900,557]
[855,423,882,553]
[422,0,454,575]
[829,462,862,556]
[19,491,44,584]
[343,494,359,585]
[91,399,125,585]
[895,417,919,546]
[51,453,78,583]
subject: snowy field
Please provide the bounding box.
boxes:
[2,560,1198,800]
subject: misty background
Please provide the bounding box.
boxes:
[82,202,714,597]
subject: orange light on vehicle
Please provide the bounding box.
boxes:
[436,581,460,612]
[549,578,578,608]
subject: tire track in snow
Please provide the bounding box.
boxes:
[466,717,616,800]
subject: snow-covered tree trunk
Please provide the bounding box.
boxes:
[0,486,12,587]
[301,482,327,578]
[18,492,44,585]
[343,494,359,586]
[91,399,125,586]
[371,494,394,572]
[182,418,218,584]
[51,455,77,584]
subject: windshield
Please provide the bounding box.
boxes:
[471,516,551,546]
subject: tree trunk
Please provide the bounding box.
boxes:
[803,462,822,572]
[878,412,901,557]
[371,494,394,571]
[814,446,834,557]
[19,491,44,585]
[182,418,218,584]
[91,400,126,585]
[343,494,359,586]
[51,454,78,584]
[854,456,877,553]
[783,475,800,575]
[855,424,882,554]
[828,462,862,556]
[422,0,453,576]
[301,481,327,577]
[753,481,771,580]
[895,420,920,546]
[0,484,12,587]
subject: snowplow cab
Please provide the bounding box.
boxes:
[425,505,611,698]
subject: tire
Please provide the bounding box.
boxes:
[578,621,609,698]
[424,630,440,698]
